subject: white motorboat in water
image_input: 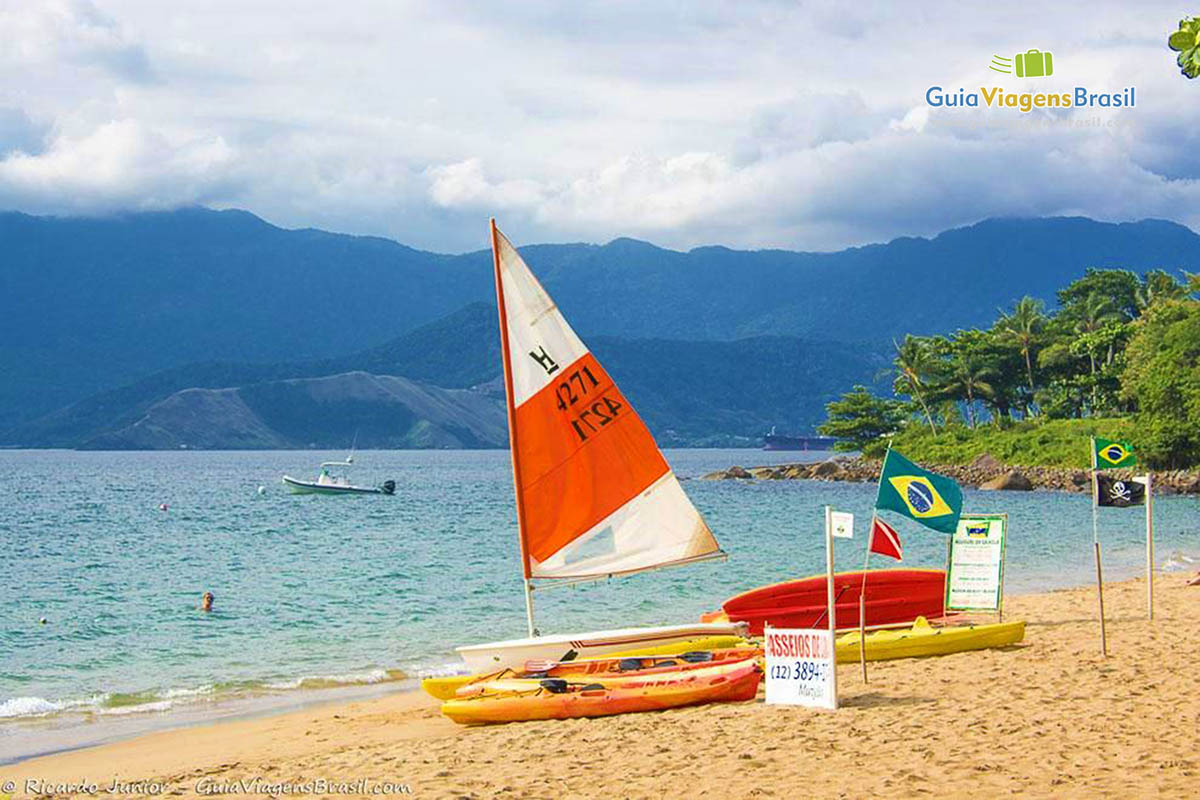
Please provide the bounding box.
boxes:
[281,457,395,495]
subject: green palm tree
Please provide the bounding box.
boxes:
[997,296,1045,414]
[1073,292,1121,412]
[1134,269,1187,313]
[892,335,939,434]
[935,349,996,429]
[1074,292,1120,368]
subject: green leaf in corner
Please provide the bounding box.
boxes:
[1186,52,1200,79]
[1169,30,1193,51]
[1168,16,1200,78]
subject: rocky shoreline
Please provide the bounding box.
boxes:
[701,452,1200,495]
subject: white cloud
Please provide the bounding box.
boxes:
[0,0,151,81]
[0,0,1197,251]
[0,119,236,212]
[427,158,547,211]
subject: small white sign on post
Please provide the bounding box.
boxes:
[764,627,837,709]
[946,513,1008,613]
[830,511,854,539]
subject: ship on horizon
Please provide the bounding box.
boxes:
[762,426,839,451]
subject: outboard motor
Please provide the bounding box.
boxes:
[381,480,396,495]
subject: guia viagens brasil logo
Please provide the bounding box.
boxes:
[926,47,1135,112]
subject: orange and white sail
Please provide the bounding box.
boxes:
[490,221,722,580]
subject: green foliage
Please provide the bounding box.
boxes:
[1120,298,1200,467]
[838,267,1200,468]
[886,418,1139,469]
[996,296,1046,404]
[892,334,940,433]
[1057,268,1141,321]
[1168,16,1200,78]
[817,385,906,454]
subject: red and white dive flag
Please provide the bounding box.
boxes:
[491,221,722,580]
[868,516,903,561]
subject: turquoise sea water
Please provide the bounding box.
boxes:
[1,448,1197,759]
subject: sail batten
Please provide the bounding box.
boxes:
[491,222,722,581]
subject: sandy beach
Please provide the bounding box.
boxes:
[4,575,1198,799]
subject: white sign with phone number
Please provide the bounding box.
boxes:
[763,627,837,710]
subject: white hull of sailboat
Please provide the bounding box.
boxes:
[455,621,748,672]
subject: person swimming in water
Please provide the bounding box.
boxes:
[200,591,214,611]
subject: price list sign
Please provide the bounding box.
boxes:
[763,627,837,710]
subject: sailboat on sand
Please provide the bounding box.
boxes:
[454,221,745,672]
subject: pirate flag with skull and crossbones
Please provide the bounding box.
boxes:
[1095,474,1147,508]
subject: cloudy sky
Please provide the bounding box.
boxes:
[1,1,1197,251]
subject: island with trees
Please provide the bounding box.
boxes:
[705,268,1200,492]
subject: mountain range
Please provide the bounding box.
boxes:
[1,208,1197,446]
[9,304,887,449]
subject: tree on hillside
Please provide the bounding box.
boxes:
[927,333,997,429]
[1070,292,1124,411]
[1135,269,1188,313]
[818,385,906,454]
[996,296,1046,411]
[1121,295,1200,467]
[1057,268,1141,321]
[892,335,939,434]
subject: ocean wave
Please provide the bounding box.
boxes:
[1161,551,1198,572]
[413,662,470,679]
[262,667,406,690]
[0,693,114,719]
[99,700,176,715]
[1,666,414,722]
[0,696,64,718]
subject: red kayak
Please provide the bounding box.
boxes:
[702,568,948,635]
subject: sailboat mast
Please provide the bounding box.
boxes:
[490,218,537,637]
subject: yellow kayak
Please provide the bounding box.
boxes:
[834,616,1025,663]
[422,635,752,700]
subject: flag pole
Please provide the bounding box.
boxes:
[1145,472,1155,621]
[858,441,894,684]
[1089,436,1107,657]
[858,518,872,684]
[824,505,839,707]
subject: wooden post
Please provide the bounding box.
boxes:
[859,521,872,684]
[997,513,1008,624]
[858,592,867,683]
[1095,540,1108,657]
[824,506,839,708]
[1089,437,1106,656]
[1146,473,1155,621]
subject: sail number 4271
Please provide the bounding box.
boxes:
[555,365,623,441]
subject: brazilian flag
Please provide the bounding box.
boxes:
[875,449,963,533]
[1093,437,1137,470]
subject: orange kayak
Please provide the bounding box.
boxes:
[441,658,763,725]
[455,648,762,697]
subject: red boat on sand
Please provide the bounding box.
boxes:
[701,568,949,635]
